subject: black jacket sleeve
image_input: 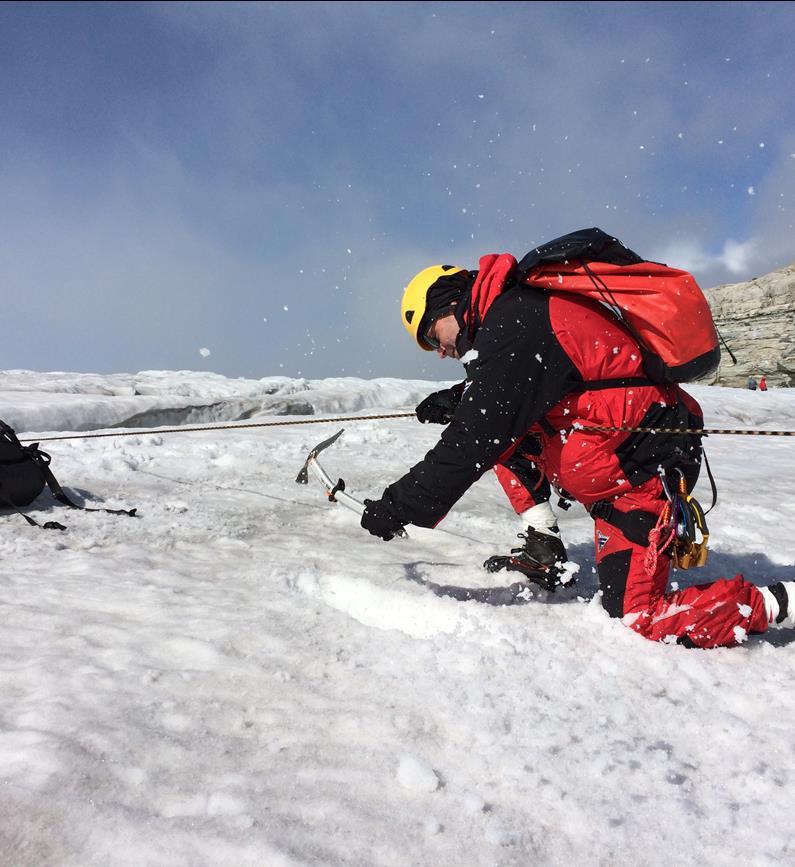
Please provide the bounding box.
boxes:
[381,289,583,528]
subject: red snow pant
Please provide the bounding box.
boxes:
[593,478,769,648]
[493,435,550,513]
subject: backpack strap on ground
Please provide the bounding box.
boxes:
[39,461,137,517]
[2,420,137,528]
[0,487,66,530]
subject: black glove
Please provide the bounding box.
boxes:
[361,498,405,541]
[415,384,463,425]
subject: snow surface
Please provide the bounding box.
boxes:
[1,370,794,866]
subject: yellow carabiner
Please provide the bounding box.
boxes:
[674,495,709,569]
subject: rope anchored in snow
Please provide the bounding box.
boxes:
[20,413,416,443]
[18,414,795,444]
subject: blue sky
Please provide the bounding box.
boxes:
[1,1,793,380]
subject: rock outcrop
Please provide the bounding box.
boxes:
[702,262,795,387]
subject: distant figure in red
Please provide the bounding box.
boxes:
[759,375,768,392]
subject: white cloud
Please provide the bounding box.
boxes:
[721,239,757,275]
[654,238,757,282]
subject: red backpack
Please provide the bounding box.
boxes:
[517,228,721,384]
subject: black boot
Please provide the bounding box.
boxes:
[483,527,571,592]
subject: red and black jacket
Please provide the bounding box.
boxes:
[379,255,703,529]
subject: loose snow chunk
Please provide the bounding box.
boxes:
[484,818,512,846]
[558,560,580,586]
[737,603,752,618]
[460,349,479,364]
[206,791,249,816]
[397,755,440,793]
[463,791,487,813]
[424,817,443,835]
[733,626,748,644]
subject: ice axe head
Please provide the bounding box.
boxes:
[295,428,346,484]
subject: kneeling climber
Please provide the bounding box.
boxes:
[359,228,794,649]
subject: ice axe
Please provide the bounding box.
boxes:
[295,430,568,602]
[295,428,408,537]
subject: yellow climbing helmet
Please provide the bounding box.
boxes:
[401,264,466,350]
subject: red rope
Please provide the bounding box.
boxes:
[643,505,675,577]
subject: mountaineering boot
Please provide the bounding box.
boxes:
[483,525,570,592]
[515,525,567,571]
[757,582,795,629]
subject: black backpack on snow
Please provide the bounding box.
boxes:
[0,419,136,530]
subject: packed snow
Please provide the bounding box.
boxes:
[1,370,794,866]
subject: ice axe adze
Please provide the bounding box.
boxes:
[295,428,408,538]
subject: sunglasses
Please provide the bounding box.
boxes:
[423,318,441,350]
